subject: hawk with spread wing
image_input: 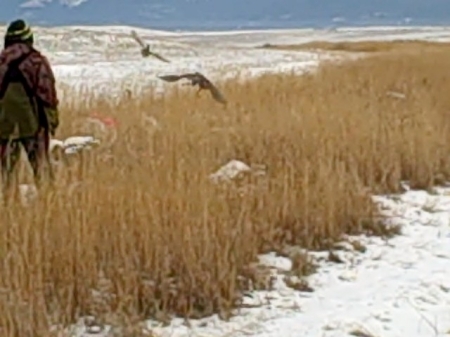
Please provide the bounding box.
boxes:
[158,72,227,105]
[130,30,170,63]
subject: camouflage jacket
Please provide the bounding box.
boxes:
[0,43,59,139]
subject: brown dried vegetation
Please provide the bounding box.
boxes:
[1,40,450,335]
[260,39,450,54]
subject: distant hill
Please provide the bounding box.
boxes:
[2,0,450,31]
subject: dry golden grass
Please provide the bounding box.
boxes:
[261,39,450,54]
[1,41,450,335]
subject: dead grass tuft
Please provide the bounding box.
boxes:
[260,39,450,54]
[1,40,450,335]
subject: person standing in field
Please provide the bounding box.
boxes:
[0,19,59,191]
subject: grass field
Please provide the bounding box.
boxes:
[1,40,450,336]
[260,39,450,54]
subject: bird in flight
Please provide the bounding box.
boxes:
[130,30,170,63]
[158,72,227,105]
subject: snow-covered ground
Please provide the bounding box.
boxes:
[68,185,450,337]
[4,24,450,336]
[3,25,450,96]
[2,25,328,96]
[187,186,450,337]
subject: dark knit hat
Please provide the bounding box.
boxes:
[4,19,34,47]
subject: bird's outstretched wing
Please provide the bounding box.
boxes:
[158,72,227,104]
[131,30,171,63]
[190,72,227,104]
[147,51,171,63]
[158,73,198,82]
[130,30,146,48]
[208,84,227,105]
[158,74,185,82]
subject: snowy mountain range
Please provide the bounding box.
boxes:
[2,0,450,30]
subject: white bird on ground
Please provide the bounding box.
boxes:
[209,159,266,183]
[49,136,100,164]
[50,136,100,154]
